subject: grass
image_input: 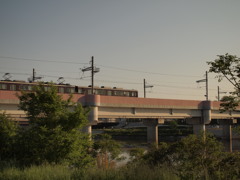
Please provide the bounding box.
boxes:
[0,164,72,180]
[0,164,179,180]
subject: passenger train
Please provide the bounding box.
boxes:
[0,80,138,97]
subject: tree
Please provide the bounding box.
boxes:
[143,133,224,179]
[0,113,18,161]
[207,53,240,111]
[93,134,122,169]
[16,83,93,167]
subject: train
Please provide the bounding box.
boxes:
[0,80,138,97]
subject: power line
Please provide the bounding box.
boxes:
[0,56,88,65]
[0,55,212,79]
[0,71,227,93]
[97,64,202,78]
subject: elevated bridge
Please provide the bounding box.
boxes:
[1,90,240,150]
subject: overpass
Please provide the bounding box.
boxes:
[1,90,240,148]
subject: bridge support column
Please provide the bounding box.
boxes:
[83,125,92,135]
[82,94,100,139]
[143,119,164,146]
[219,119,237,152]
[193,124,205,135]
[186,101,212,136]
[186,117,205,135]
[84,106,98,140]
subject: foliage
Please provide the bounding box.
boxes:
[217,152,240,179]
[0,113,18,161]
[15,83,93,167]
[93,134,122,169]
[207,53,240,112]
[129,147,145,161]
[143,133,224,179]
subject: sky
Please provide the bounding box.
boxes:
[1,0,240,100]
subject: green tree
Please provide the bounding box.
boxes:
[129,148,145,161]
[94,134,122,169]
[143,133,224,179]
[0,113,18,161]
[207,53,240,111]
[16,83,93,167]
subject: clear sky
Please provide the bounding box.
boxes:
[1,0,240,100]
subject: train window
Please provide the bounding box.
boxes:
[131,92,136,97]
[96,89,106,95]
[113,91,117,96]
[107,91,112,96]
[66,88,74,93]
[94,89,98,94]
[124,91,130,96]
[87,89,91,94]
[58,87,64,93]
[115,91,123,96]
[10,84,16,91]
[78,88,83,94]
[20,85,31,91]
[0,84,7,90]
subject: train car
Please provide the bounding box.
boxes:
[0,80,138,97]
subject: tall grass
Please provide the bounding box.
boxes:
[0,164,179,180]
[0,164,71,180]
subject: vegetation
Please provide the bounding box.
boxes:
[0,164,179,180]
[2,133,240,179]
[2,66,240,179]
[0,83,93,168]
[208,53,240,112]
[93,134,122,169]
[0,113,18,162]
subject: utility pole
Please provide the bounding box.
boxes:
[206,71,208,101]
[91,56,94,94]
[143,79,153,98]
[196,71,208,101]
[217,86,227,101]
[33,68,36,82]
[31,68,41,82]
[144,79,146,98]
[81,56,100,95]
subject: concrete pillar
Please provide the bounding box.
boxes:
[83,125,92,134]
[82,94,100,139]
[147,125,158,145]
[219,119,237,152]
[193,124,205,135]
[143,119,164,145]
[186,117,205,135]
[88,106,98,123]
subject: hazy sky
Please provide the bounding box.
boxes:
[1,0,240,100]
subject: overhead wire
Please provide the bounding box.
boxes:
[0,56,88,65]
[97,64,202,78]
[0,56,232,99]
[1,55,206,78]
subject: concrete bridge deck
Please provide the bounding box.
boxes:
[1,90,240,150]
